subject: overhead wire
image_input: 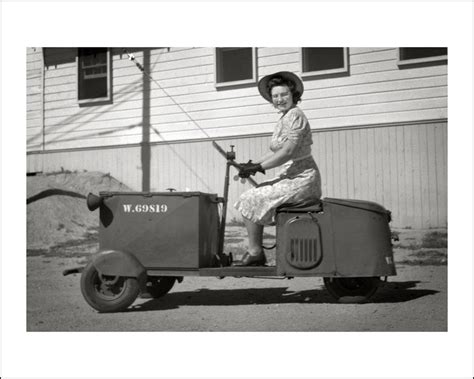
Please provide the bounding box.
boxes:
[122,48,257,187]
[123,48,214,141]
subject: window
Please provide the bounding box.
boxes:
[398,47,447,66]
[215,47,257,87]
[77,48,111,104]
[301,48,348,77]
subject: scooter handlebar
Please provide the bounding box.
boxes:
[229,161,258,187]
[213,141,259,187]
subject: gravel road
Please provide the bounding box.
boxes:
[27,256,446,332]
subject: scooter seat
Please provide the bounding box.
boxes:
[276,199,322,213]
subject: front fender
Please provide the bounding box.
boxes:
[92,250,145,279]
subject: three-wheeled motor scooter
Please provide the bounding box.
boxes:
[64,145,396,313]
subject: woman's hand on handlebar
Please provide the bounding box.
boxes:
[238,160,265,178]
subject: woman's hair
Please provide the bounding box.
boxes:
[266,76,302,103]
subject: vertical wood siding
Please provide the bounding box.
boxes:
[27,121,447,228]
[36,146,142,191]
[311,123,447,228]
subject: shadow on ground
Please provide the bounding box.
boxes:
[125,280,438,313]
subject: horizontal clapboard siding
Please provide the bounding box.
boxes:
[27,47,44,151]
[26,47,448,228]
[27,47,447,151]
[43,86,446,126]
[27,121,447,228]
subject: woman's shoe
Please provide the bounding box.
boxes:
[233,251,267,266]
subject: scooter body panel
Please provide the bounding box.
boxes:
[275,198,396,277]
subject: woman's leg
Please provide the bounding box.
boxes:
[243,216,264,255]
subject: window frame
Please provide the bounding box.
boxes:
[300,47,349,78]
[76,48,112,105]
[214,47,257,88]
[397,48,447,67]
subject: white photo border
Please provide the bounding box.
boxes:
[1,1,472,378]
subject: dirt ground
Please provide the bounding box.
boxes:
[27,255,446,331]
[26,225,447,332]
[26,171,447,331]
[27,171,130,250]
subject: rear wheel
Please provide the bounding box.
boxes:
[323,277,380,303]
[80,261,140,312]
[145,276,176,298]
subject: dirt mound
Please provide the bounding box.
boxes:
[27,171,132,250]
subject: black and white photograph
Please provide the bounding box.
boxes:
[25,46,448,331]
[2,1,473,379]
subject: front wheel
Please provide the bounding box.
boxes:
[80,261,140,312]
[323,277,380,303]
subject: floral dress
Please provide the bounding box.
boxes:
[234,106,322,225]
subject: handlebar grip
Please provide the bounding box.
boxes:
[229,161,258,187]
[233,175,248,184]
[233,175,257,186]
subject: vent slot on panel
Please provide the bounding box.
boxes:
[288,237,321,269]
[283,216,322,271]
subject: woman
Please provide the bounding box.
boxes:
[233,71,322,266]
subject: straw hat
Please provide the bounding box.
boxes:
[257,71,304,103]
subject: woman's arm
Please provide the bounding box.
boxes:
[254,151,274,164]
[260,139,297,171]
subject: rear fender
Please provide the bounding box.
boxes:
[92,250,147,291]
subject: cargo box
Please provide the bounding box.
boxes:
[97,192,219,269]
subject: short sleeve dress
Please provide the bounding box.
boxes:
[234,106,322,225]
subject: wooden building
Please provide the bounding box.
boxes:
[26,47,447,228]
